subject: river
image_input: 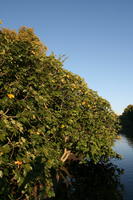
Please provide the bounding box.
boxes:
[113,134,133,200]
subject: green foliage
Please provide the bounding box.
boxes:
[0,26,119,199]
[120,104,133,135]
[121,105,133,123]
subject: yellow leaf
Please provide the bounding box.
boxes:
[7,94,15,99]
[82,101,86,105]
[71,84,76,88]
[15,161,22,165]
[61,79,65,83]
[31,50,35,54]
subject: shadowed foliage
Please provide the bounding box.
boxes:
[50,161,124,200]
[120,105,133,136]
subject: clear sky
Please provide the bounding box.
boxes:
[1,0,133,114]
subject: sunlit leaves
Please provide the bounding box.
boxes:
[0,26,119,199]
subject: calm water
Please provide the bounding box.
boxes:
[113,135,133,200]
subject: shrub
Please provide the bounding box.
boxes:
[0,26,119,199]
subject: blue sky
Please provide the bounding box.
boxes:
[1,0,133,114]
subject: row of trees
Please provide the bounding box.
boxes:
[0,26,120,199]
[120,105,133,136]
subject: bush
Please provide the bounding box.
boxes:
[0,26,119,199]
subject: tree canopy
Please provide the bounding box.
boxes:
[120,104,133,136]
[0,26,119,199]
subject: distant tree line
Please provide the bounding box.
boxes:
[120,105,133,135]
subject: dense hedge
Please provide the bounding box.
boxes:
[0,26,119,199]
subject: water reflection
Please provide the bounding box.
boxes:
[121,133,133,148]
[120,114,133,148]
[113,135,133,200]
[125,135,133,148]
[53,162,124,200]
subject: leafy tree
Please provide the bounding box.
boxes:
[0,26,119,199]
[121,105,133,123]
[120,105,133,135]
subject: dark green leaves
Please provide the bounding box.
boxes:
[0,26,119,199]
